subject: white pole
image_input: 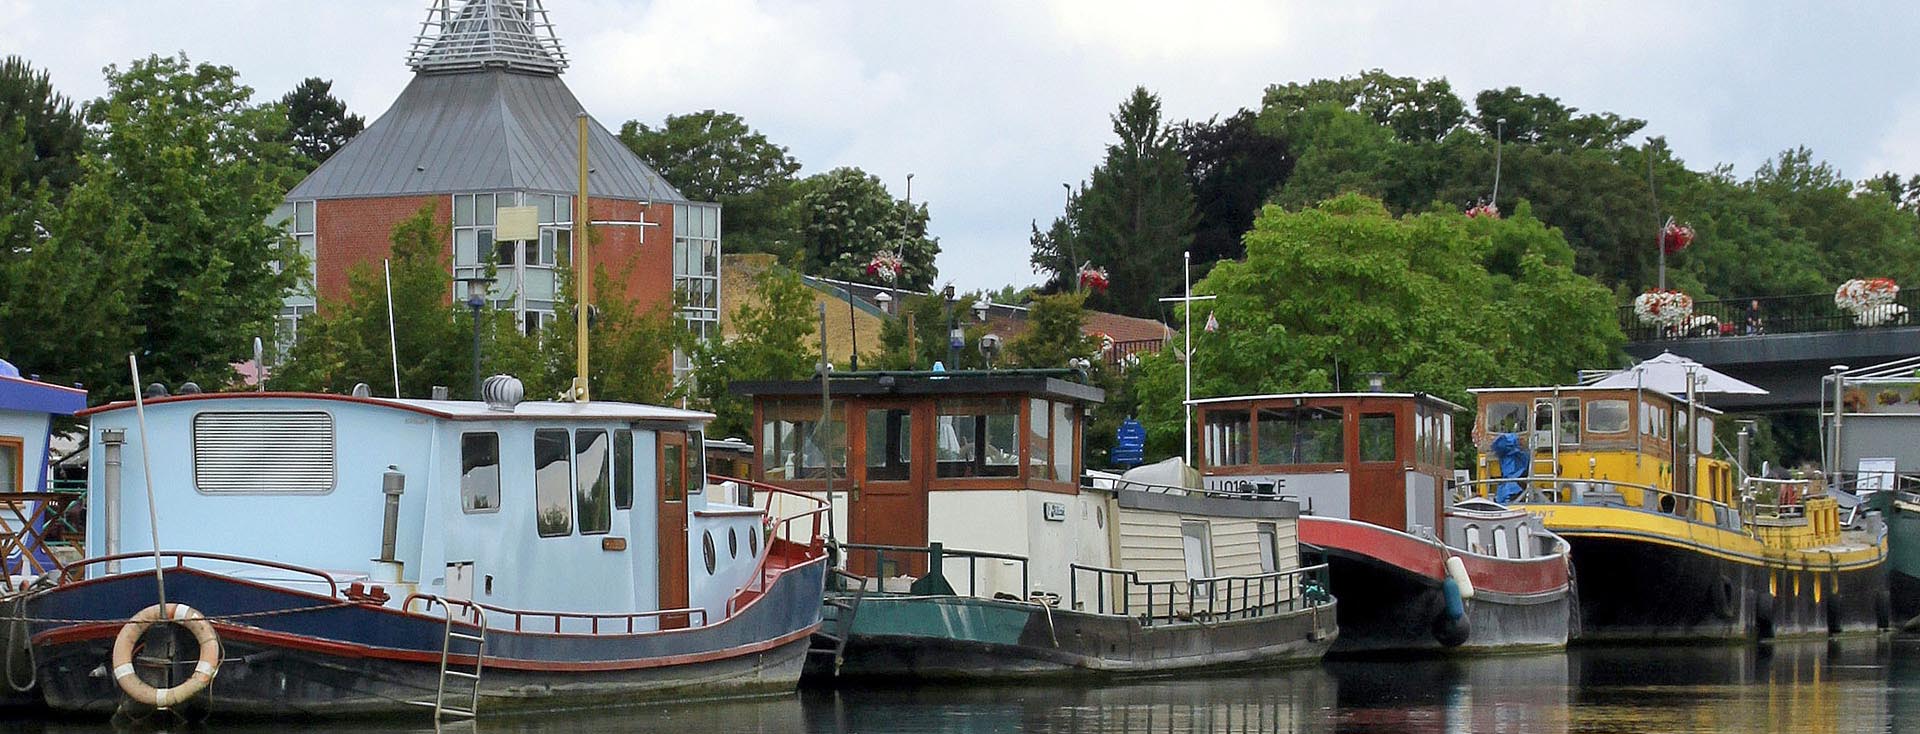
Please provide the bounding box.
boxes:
[127,355,167,610]
[1183,250,1193,467]
[384,259,401,398]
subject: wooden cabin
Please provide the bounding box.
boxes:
[1190,393,1461,535]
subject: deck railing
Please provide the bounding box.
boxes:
[835,542,1032,600]
[1619,290,1920,341]
[1454,476,1745,530]
[56,550,343,596]
[1067,563,1330,625]
[400,593,709,634]
[715,475,832,557]
[1106,338,1164,365]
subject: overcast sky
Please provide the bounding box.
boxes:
[3,1,1916,292]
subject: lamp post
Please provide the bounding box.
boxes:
[979,333,1002,369]
[456,275,492,398]
[943,284,960,368]
[1061,182,1077,290]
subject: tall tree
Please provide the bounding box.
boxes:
[0,55,85,194]
[1176,110,1293,270]
[1045,87,1196,318]
[1007,291,1095,368]
[797,167,939,290]
[618,111,803,258]
[279,77,364,168]
[685,264,818,438]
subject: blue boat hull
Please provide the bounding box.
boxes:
[26,558,826,717]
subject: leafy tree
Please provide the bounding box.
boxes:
[1471,87,1646,151]
[618,111,803,258]
[1260,70,1467,145]
[1127,194,1621,458]
[279,77,364,168]
[1176,110,1293,270]
[871,291,993,371]
[271,205,467,396]
[686,264,818,438]
[797,167,938,290]
[0,55,85,193]
[535,250,685,406]
[1043,87,1196,317]
[1007,291,1094,368]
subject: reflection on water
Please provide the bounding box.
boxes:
[2,639,1916,733]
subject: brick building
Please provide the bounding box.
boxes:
[275,0,720,374]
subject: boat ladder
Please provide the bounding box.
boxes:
[814,568,868,676]
[408,597,487,721]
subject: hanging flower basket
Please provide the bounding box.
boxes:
[1466,202,1500,219]
[1633,289,1694,327]
[1660,218,1695,255]
[865,250,904,283]
[1078,263,1110,292]
[1090,331,1115,355]
[1837,278,1903,326]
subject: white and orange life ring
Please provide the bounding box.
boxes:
[109,603,221,709]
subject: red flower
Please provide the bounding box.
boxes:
[1661,219,1695,255]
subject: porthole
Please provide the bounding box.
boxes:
[728,527,739,558]
[748,528,759,557]
[702,531,717,575]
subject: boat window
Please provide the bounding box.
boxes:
[534,429,572,537]
[1256,522,1279,574]
[1051,402,1075,482]
[613,429,634,509]
[1696,417,1714,456]
[1181,520,1215,579]
[1257,407,1344,465]
[702,530,716,575]
[1586,399,1630,434]
[761,401,846,481]
[1029,398,1052,479]
[688,430,707,494]
[1493,526,1511,558]
[574,429,612,535]
[1517,524,1535,558]
[1359,413,1396,463]
[1465,524,1484,555]
[0,437,20,492]
[1208,409,1252,466]
[1414,408,1428,464]
[936,398,1019,478]
[1532,398,1579,446]
[192,411,336,493]
[1442,412,1454,466]
[460,432,500,513]
[864,408,913,481]
[1484,402,1526,434]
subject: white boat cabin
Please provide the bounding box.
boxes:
[78,386,767,630]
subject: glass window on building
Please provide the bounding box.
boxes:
[1258,406,1345,465]
[1359,413,1396,463]
[762,402,847,481]
[272,200,319,358]
[1051,401,1074,483]
[672,202,722,382]
[935,398,1019,478]
[865,409,913,481]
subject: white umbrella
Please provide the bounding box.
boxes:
[1586,351,1769,395]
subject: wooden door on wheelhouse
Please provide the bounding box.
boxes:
[850,403,928,577]
[657,431,692,625]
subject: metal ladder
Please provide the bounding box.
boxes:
[812,568,867,676]
[408,597,487,721]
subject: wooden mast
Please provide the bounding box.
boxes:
[573,112,590,402]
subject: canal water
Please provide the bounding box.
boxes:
[2,637,1916,733]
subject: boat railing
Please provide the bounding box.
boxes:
[1454,476,1745,531]
[1067,562,1331,625]
[1086,475,1291,503]
[0,490,85,583]
[55,550,343,597]
[711,475,831,555]
[835,542,1031,600]
[400,593,708,634]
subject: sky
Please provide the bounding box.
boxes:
[3,1,1917,293]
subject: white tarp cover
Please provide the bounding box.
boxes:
[1587,351,1769,395]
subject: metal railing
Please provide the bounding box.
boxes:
[1455,476,1745,530]
[1067,563,1330,625]
[1620,290,1920,341]
[717,475,832,556]
[835,542,1031,600]
[400,593,708,634]
[1106,338,1164,365]
[56,550,343,596]
[1087,475,1292,503]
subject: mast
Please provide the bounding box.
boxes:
[573,112,590,402]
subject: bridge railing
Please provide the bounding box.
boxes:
[1620,290,1919,341]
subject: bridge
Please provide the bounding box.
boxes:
[1621,292,1920,412]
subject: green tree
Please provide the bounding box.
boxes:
[1176,109,1293,271]
[618,111,803,258]
[535,253,685,406]
[871,291,994,371]
[90,55,307,388]
[0,55,85,193]
[1047,87,1196,317]
[279,77,364,168]
[797,167,938,290]
[1007,291,1094,368]
[686,264,818,438]
[271,205,467,396]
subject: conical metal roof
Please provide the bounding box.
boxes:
[409,0,568,75]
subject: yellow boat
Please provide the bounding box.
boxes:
[1464,384,1890,640]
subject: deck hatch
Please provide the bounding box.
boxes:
[192,411,336,493]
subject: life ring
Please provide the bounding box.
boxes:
[110,603,220,709]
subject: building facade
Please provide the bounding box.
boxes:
[276,0,718,373]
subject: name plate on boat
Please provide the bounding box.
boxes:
[602,537,628,552]
[1043,502,1067,522]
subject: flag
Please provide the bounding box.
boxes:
[1204,312,1219,333]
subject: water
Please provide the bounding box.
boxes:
[3,638,1916,733]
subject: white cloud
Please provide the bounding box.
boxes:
[1864,98,1920,178]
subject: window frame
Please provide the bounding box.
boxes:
[613,429,634,510]
[459,432,501,514]
[574,428,613,535]
[0,436,22,493]
[533,428,574,538]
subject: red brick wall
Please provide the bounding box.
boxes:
[309,195,677,315]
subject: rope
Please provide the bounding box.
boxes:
[3,596,34,693]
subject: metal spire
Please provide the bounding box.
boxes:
[408,0,569,75]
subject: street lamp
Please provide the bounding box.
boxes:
[979,333,1002,368]
[875,290,894,314]
[456,275,493,398]
[973,297,990,322]
[942,285,960,369]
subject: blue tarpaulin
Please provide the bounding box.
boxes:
[1492,432,1530,503]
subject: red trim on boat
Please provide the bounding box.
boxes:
[1300,516,1567,595]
